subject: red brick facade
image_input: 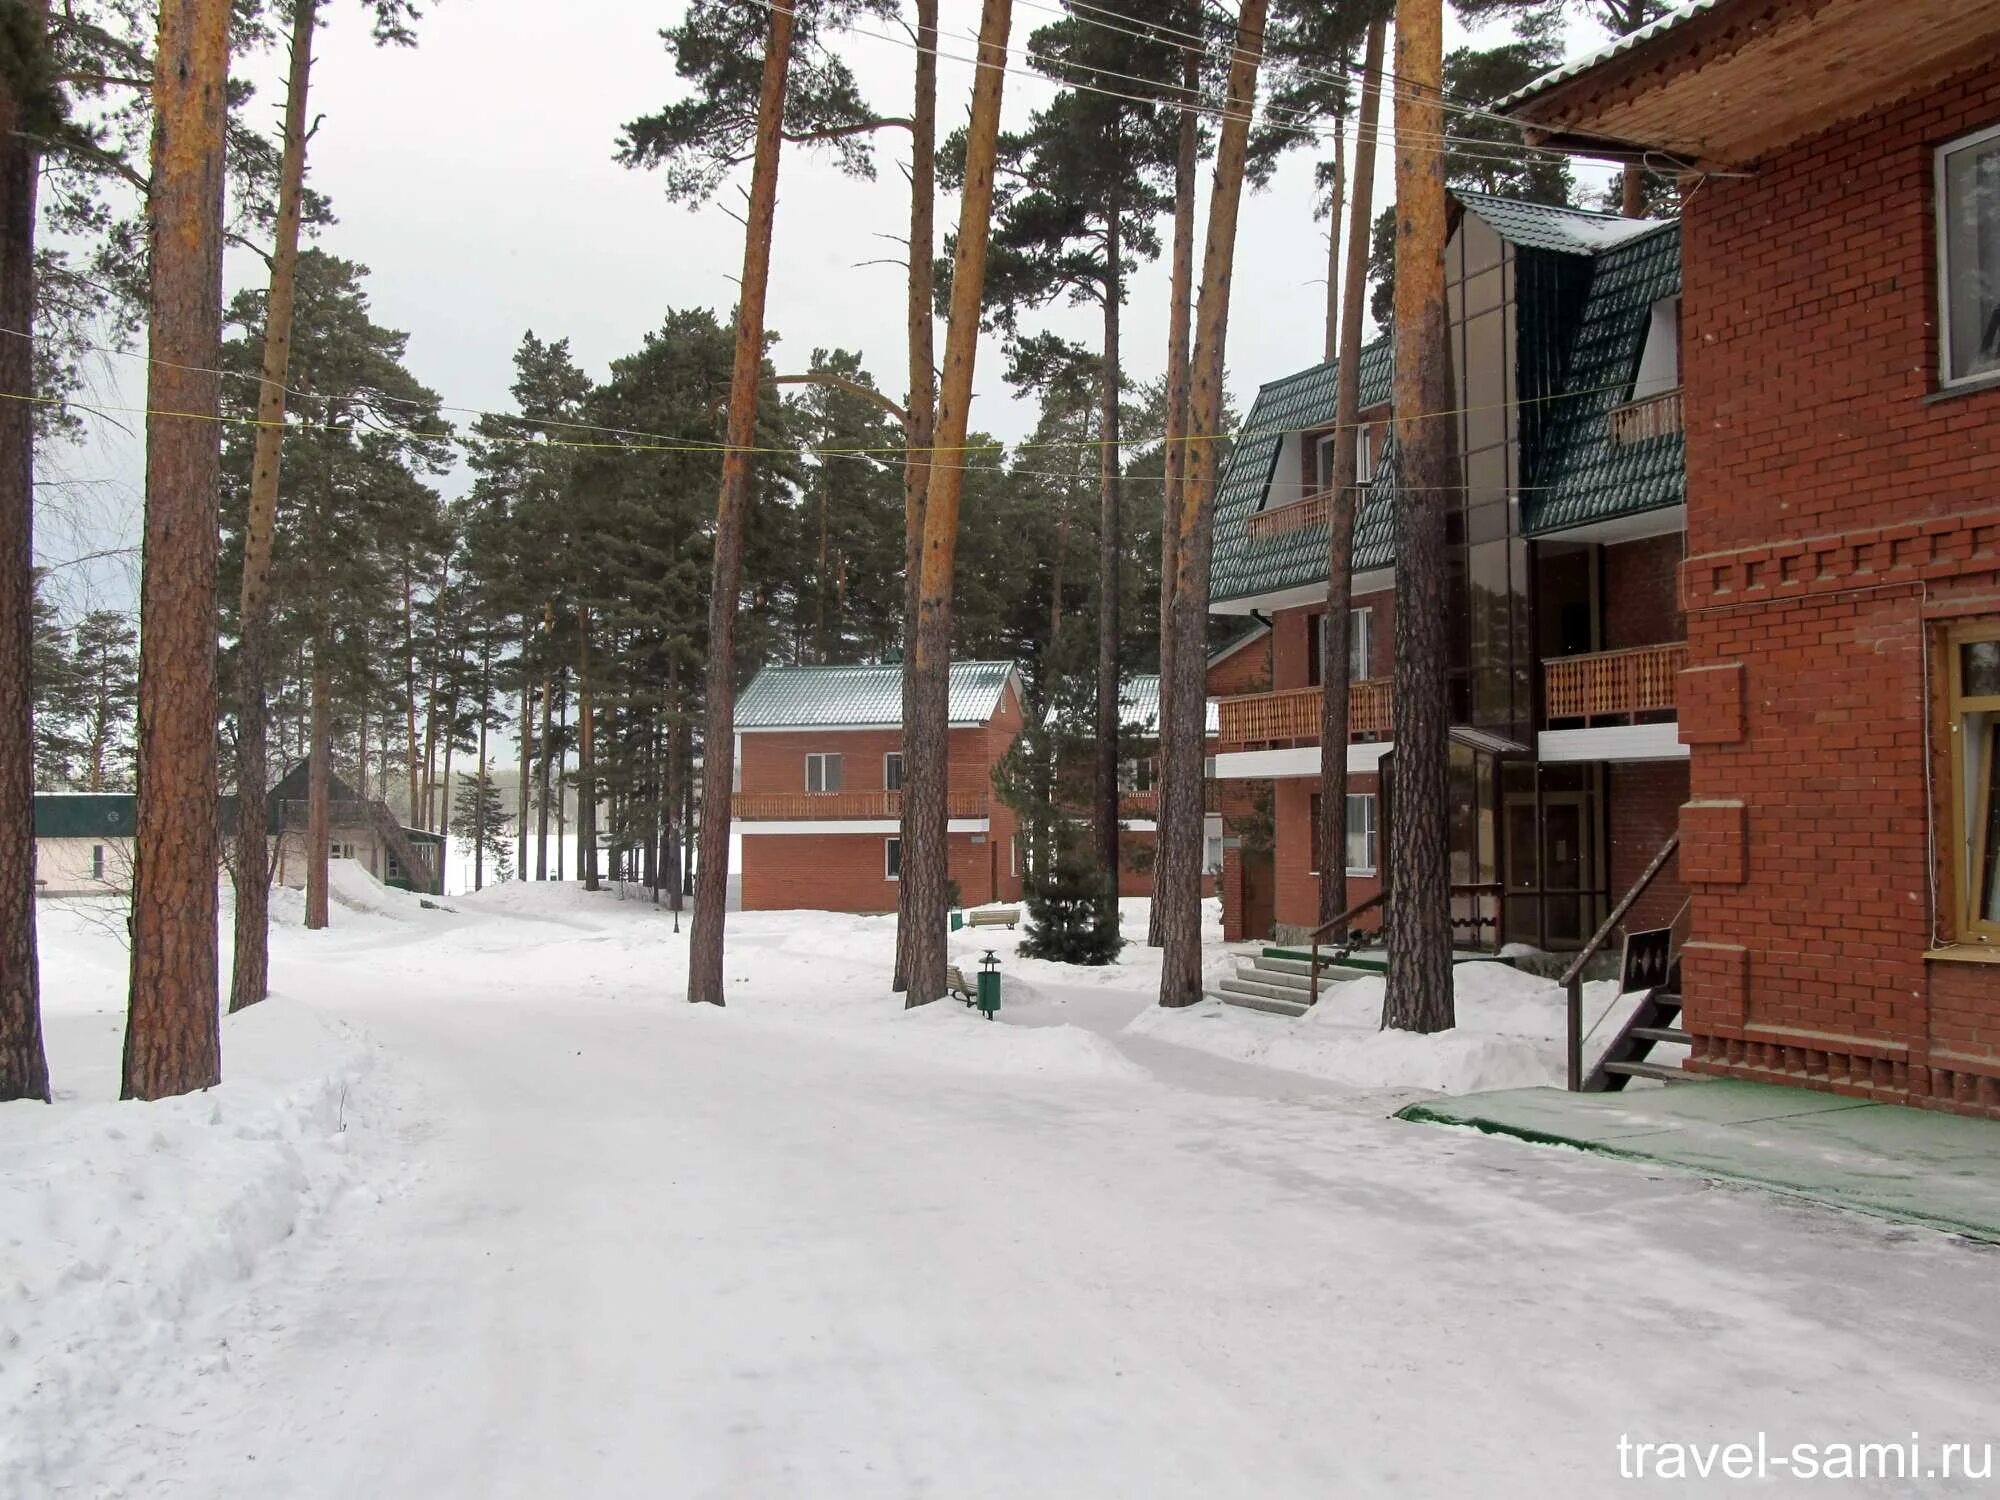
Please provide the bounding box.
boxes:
[737,682,1024,914]
[1676,62,2000,1117]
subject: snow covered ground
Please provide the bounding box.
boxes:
[7,876,2000,1496]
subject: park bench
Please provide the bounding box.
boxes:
[966,906,1020,930]
[945,964,975,1004]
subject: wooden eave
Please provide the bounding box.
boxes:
[1510,0,2000,170]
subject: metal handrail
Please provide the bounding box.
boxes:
[1560,833,1679,1091]
[1306,889,1388,1005]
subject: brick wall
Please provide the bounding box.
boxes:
[741,829,1006,913]
[738,725,997,799]
[1602,533,1685,651]
[1269,589,1395,692]
[1271,771,1383,934]
[1607,760,1687,934]
[1677,61,2000,1118]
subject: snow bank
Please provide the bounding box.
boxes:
[1127,963,1628,1097]
[1,907,387,1491]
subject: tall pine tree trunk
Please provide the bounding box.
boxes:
[231,0,318,1012]
[1383,0,1456,1034]
[1149,42,1198,950]
[123,0,231,1100]
[475,639,491,891]
[555,679,567,882]
[1316,15,1385,931]
[1324,108,1345,363]
[305,633,331,930]
[903,0,1012,1008]
[1094,192,1123,897]
[402,565,420,822]
[0,1,52,1102]
[517,635,531,879]
[578,608,597,892]
[893,0,939,994]
[1157,0,1267,1008]
[688,0,794,1005]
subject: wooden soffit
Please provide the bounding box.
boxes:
[1508,0,2000,170]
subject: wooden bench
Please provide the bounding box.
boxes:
[945,964,975,1004]
[967,906,1021,930]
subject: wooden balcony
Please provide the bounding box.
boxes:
[1608,387,1683,445]
[1216,679,1392,750]
[1244,490,1330,541]
[732,788,989,820]
[1544,642,1686,724]
[1117,785,1222,818]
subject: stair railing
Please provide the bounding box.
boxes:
[1559,834,1679,1092]
[1308,890,1389,1002]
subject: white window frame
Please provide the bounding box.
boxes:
[883,751,904,791]
[90,844,104,880]
[1314,431,1335,493]
[1356,424,1373,485]
[805,752,844,793]
[1345,792,1378,876]
[1349,606,1374,681]
[1936,120,2000,390]
[885,836,901,881]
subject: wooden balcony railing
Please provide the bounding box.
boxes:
[1117,785,1222,818]
[1544,642,1686,723]
[1608,386,1683,445]
[1244,490,1330,541]
[1216,679,1391,749]
[732,788,989,820]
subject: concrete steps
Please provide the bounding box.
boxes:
[1213,952,1373,1017]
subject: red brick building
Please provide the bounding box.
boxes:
[1505,0,2000,1115]
[732,662,1025,913]
[1209,191,1690,953]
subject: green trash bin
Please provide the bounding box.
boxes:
[950,910,963,932]
[976,951,1001,1019]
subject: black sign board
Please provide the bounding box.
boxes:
[1618,927,1673,995]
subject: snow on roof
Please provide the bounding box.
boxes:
[734,661,1017,730]
[1120,675,1220,738]
[1456,190,1669,254]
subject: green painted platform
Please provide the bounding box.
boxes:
[1397,1079,2000,1242]
[1261,947,1494,973]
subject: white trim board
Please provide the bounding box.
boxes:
[742,818,990,836]
[1212,742,1392,780]
[1536,723,1689,763]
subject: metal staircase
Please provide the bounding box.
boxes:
[1587,964,1691,1090]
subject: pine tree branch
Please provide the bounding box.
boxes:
[768,372,907,424]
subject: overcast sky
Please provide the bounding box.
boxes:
[35,0,1618,618]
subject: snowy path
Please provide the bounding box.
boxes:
[37,887,2000,1496]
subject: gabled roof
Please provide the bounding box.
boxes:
[1526,220,1684,534]
[33,792,135,839]
[1210,339,1396,607]
[1120,675,1221,738]
[1212,194,1682,605]
[1206,620,1269,668]
[735,661,1017,730]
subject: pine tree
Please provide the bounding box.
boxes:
[124,0,232,1103]
[976,7,1178,895]
[452,759,511,892]
[1157,0,1268,1009]
[1021,829,1123,965]
[62,609,138,792]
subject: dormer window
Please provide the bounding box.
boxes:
[1939,121,2000,389]
[1632,296,1680,400]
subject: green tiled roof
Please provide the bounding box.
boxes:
[1453,189,1665,256]
[735,661,1016,729]
[1525,221,1683,534]
[1211,340,1395,607]
[1212,194,1682,605]
[33,793,135,839]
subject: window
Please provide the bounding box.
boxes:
[1309,608,1373,688]
[1205,827,1224,873]
[1316,428,1372,489]
[1939,123,2000,388]
[90,844,104,880]
[1120,756,1156,794]
[1314,432,1335,492]
[1947,623,2000,941]
[1307,792,1378,874]
[885,837,902,881]
[1631,297,1681,399]
[805,752,844,793]
[1356,424,1373,485]
[883,752,904,791]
